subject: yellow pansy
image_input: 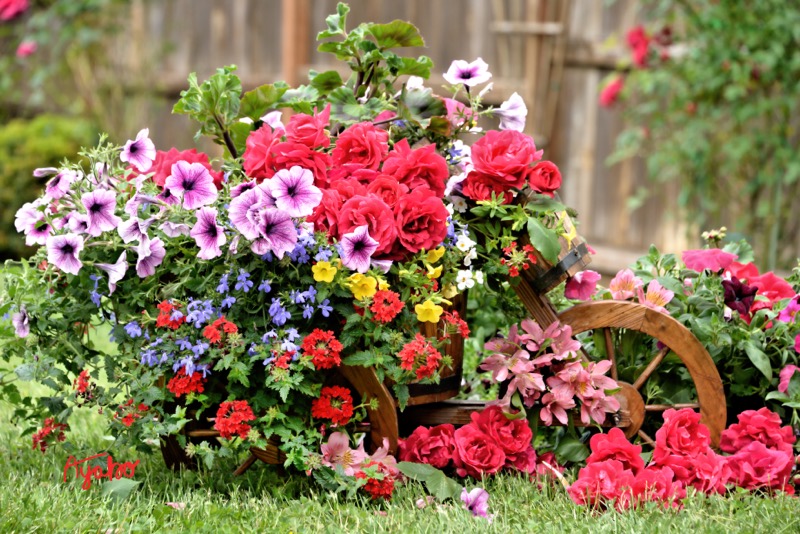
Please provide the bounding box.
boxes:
[415,299,444,323]
[312,261,337,283]
[348,273,378,300]
[426,247,446,264]
[426,264,443,279]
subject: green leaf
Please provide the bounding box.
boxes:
[394,384,410,411]
[14,363,35,381]
[100,478,141,501]
[555,436,589,463]
[317,2,350,39]
[399,88,447,127]
[765,391,790,402]
[239,83,289,120]
[386,55,433,78]
[397,461,440,479]
[341,350,374,367]
[397,462,462,502]
[309,70,344,93]
[742,340,772,380]
[527,218,561,265]
[366,20,425,49]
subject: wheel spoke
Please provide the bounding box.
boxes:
[632,345,670,391]
[233,453,258,476]
[602,328,618,381]
[637,430,656,447]
[645,403,700,412]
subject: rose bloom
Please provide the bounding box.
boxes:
[567,459,634,508]
[651,408,711,463]
[243,124,284,180]
[307,188,343,238]
[326,164,379,188]
[719,407,796,455]
[366,175,409,208]
[398,424,456,469]
[726,441,795,493]
[331,122,389,170]
[330,176,368,202]
[586,427,644,474]
[337,195,397,256]
[380,139,449,197]
[285,103,331,149]
[469,130,543,191]
[472,405,532,457]
[599,76,624,107]
[388,188,450,259]
[527,160,562,197]
[452,423,506,478]
[461,171,511,203]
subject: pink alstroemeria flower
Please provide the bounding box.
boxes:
[539,386,576,426]
[609,268,643,301]
[320,431,368,476]
[637,280,674,314]
[778,365,799,394]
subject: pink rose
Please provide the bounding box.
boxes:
[337,195,397,256]
[380,139,448,197]
[617,466,685,511]
[462,171,511,203]
[719,407,796,455]
[470,130,543,191]
[472,405,533,457]
[15,40,36,58]
[528,160,562,197]
[599,76,624,107]
[285,104,331,149]
[366,175,409,208]
[567,459,634,508]
[726,441,795,493]
[329,177,368,202]
[652,408,711,462]
[453,423,506,478]
[326,164,379,189]
[307,189,343,238]
[0,0,28,21]
[331,122,389,170]
[388,188,449,259]
[267,141,331,187]
[586,428,644,474]
[398,424,456,469]
[243,124,285,180]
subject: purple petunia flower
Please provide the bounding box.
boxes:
[164,160,218,210]
[229,186,270,240]
[461,487,490,519]
[230,180,257,199]
[46,233,84,275]
[136,236,166,277]
[33,167,58,178]
[190,207,226,260]
[82,189,121,237]
[121,128,157,172]
[14,202,41,235]
[25,220,51,246]
[443,58,492,87]
[159,221,191,238]
[370,259,393,274]
[66,212,90,234]
[12,305,29,338]
[263,166,322,217]
[491,92,527,132]
[95,251,128,295]
[251,208,298,259]
[339,225,378,274]
[45,170,79,200]
[118,217,153,243]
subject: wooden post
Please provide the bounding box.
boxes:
[281,0,311,88]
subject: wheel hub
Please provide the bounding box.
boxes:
[614,381,645,439]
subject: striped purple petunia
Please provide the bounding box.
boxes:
[263,166,322,217]
[164,161,218,210]
[136,236,166,277]
[82,189,121,237]
[121,128,157,172]
[46,233,84,275]
[339,225,378,273]
[250,208,297,259]
[190,207,226,260]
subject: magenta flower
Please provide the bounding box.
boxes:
[136,236,166,277]
[609,268,643,300]
[778,365,799,394]
[461,487,490,518]
[444,58,492,87]
[121,128,157,172]
[777,296,800,323]
[45,170,78,200]
[16,40,37,58]
[81,189,121,237]
[0,0,28,21]
[14,202,41,234]
[118,217,153,243]
[682,249,738,273]
[250,208,297,259]
[492,92,527,131]
[320,432,367,476]
[263,166,322,217]
[564,270,601,301]
[230,180,257,199]
[46,233,84,275]
[12,305,29,338]
[95,252,128,294]
[190,207,226,260]
[229,186,270,240]
[637,280,674,314]
[339,225,378,273]
[25,220,51,246]
[164,161,218,210]
[66,212,90,234]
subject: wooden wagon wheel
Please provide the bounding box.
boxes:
[557,300,727,448]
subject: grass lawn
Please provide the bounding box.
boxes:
[1,404,799,534]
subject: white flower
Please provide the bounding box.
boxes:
[455,233,476,253]
[463,248,478,266]
[456,269,475,291]
[406,76,425,90]
[474,271,485,285]
[445,203,455,217]
[449,195,468,213]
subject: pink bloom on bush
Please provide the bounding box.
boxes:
[586,428,644,474]
[617,466,685,511]
[398,424,456,469]
[748,271,795,314]
[15,40,36,58]
[637,279,674,314]
[567,459,634,508]
[724,261,760,282]
[320,431,368,476]
[652,408,711,462]
[684,448,732,495]
[777,296,800,323]
[681,249,738,273]
[0,0,28,21]
[452,423,506,479]
[719,407,796,455]
[780,365,800,393]
[381,139,449,197]
[564,269,601,301]
[626,25,651,67]
[331,122,389,170]
[539,386,576,426]
[599,76,624,107]
[609,268,643,300]
[725,441,795,493]
[473,405,534,459]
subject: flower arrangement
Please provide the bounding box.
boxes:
[0,2,580,495]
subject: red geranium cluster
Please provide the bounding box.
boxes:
[500,241,538,277]
[311,385,354,426]
[242,110,450,261]
[397,333,443,380]
[73,369,93,400]
[399,405,537,479]
[568,407,798,511]
[355,461,396,501]
[214,400,256,439]
[31,418,68,453]
[369,290,405,323]
[301,329,343,370]
[167,368,207,397]
[155,300,186,330]
[442,310,470,338]
[202,315,238,345]
[115,398,149,427]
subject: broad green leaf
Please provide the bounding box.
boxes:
[743,340,772,380]
[765,390,790,402]
[385,55,433,78]
[100,478,141,501]
[14,363,35,381]
[397,461,440,479]
[309,70,344,93]
[341,350,374,367]
[366,20,425,49]
[527,218,561,265]
[555,436,589,463]
[239,83,289,120]
[317,2,350,39]
[424,470,463,502]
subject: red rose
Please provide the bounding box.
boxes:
[134,148,224,189]
[505,447,537,474]
[472,405,532,457]
[684,449,731,495]
[528,160,562,197]
[567,459,634,508]
[243,124,285,180]
[389,188,450,260]
[398,424,456,469]
[453,423,506,478]
[307,188,344,238]
[617,466,685,511]
[327,164,379,189]
[268,141,330,186]
[380,139,448,197]
[599,76,624,107]
[286,104,331,149]
[586,428,644,474]
[470,129,543,190]
[719,407,796,455]
[461,171,511,203]
[366,175,409,208]
[331,122,389,170]
[337,195,397,256]
[652,408,711,464]
[726,441,794,493]
[330,177,368,202]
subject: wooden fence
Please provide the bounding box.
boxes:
[115,0,694,276]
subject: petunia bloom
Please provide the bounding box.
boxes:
[46,233,84,275]
[721,277,758,318]
[263,165,322,217]
[682,249,738,273]
[190,207,226,260]
[82,189,121,237]
[461,487,490,519]
[779,365,799,394]
[12,305,29,338]
[164,160,218,210]
[95,251,128,294]
[491,92,527,131]
[121,128,157,172]
[443,58,492,87]
[45,170,79,200]
[339,225,378,274]
[250,208,297,259]
[136,236,166,277]
[564,270,601,301]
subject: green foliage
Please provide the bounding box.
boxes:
[610,0,800,269]
[0,114,95,260]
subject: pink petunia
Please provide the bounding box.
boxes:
[46,233,84,275]
[81,189,121,237]
[779,364,800,393]
[681,248,738,273]
[121,128,157,173]
[190,207,226,260]
[564,270,601,301]
[263,165,322,217]
[136,236,166,277]
[339,225,378,274]
[443,58,492,87]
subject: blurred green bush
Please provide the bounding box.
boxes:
[0,114,95,261]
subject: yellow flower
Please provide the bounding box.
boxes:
[348,273,377,300]
[426,264,443,279]
[378,278,389,291]
[426,247,446,264]
[442,284,459,299]
[312,261,337,283]
[415,299,444,323]
[559,211,577,248]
